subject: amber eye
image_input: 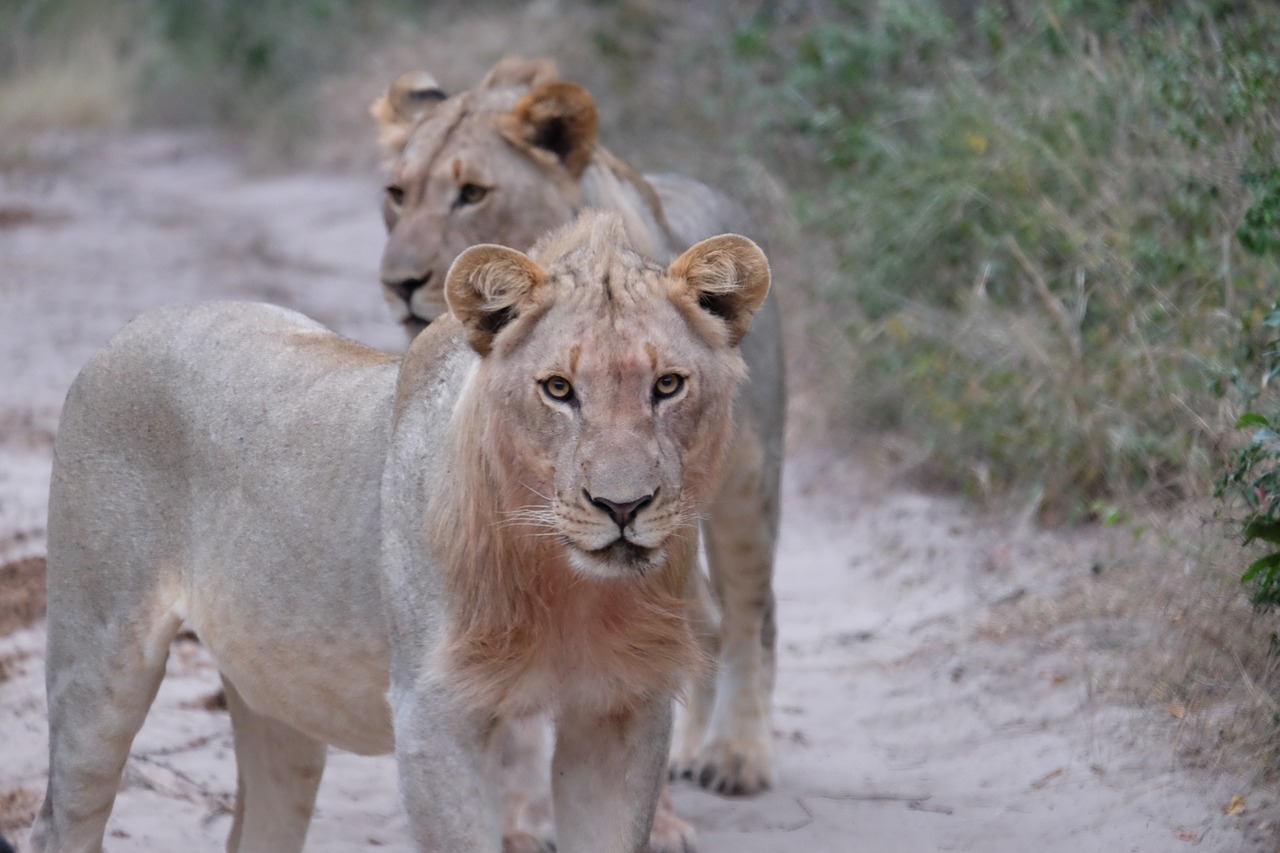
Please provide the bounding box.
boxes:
[654,373,685,400]
[541,376,575,402]
[385,185,405,206]
[457,183,488,205]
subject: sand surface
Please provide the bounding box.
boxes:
[0,133,1258,851]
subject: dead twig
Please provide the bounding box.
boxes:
[1004,233,1084,368]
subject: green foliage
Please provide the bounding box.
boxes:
[1239,170,1280,256]
[1218,303,1280,608]
[728,0,1280,521]
[1152,1,1280,608]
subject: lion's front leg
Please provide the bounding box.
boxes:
[392,682,506,852]
[670,567,719,778]
[499,716,556,852]
[552,697,673,853]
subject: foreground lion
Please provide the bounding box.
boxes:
[371,56,785,797]
[31,212,769,853]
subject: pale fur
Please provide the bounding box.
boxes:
[372,56,786,798]
[31,212,769,853]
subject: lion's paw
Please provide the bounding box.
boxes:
[648,791,697,853]
[667,746,701,783]
[692,737,773,797]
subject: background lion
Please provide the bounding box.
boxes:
[371,56,786,800]
[31,212,769,853]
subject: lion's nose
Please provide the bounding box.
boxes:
[383,270,433,304]
[586,490,655,530]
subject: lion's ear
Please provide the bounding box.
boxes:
[669,235,771,347]
[503,81,599,179]
[446,244,547,357]
[370,71,448,155]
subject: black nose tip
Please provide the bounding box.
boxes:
[587,491,655,529]
[385,270,433,304]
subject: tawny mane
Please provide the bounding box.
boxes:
[427,218,707,716]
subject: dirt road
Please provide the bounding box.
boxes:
[0,134,1257,851]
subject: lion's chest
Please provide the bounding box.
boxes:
[444,570,698,718]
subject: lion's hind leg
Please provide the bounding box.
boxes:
[692,421,780,797]
[221,677,327,853]
[31,574,185,852]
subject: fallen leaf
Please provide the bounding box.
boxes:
[1166,702,1186,719]
[1175,828,1200,842]
[1224,794,1246,816]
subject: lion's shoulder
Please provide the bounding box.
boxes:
[643,173,761,253]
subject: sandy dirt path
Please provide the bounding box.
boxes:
[0,134,1256,851]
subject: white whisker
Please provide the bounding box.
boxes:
[496,502,559,533]
[517,480,556,504]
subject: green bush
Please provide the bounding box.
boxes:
[1217,306,1280,609]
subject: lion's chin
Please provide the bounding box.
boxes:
[402,316,430,339]
[567,539,666,580]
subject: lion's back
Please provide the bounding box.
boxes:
[47,301,401,755]
[645,172,761,254]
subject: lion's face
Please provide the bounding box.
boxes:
[374,61,598,338]
[496,285,721,579]
[444,214,770,581]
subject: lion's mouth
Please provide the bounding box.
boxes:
[568,537,663,578]
[594,539,655,570]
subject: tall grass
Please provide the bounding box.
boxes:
[719,0,1280,521]
[0,2,141,135]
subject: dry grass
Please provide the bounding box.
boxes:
[972,500,1280,803]
[1154,529,1280,792]
[0,1,142,139]
[0,39,135,135]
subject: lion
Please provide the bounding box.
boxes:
[30,212,770,853]
[371,56,785,799]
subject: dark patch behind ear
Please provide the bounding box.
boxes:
[698,291,736,325]
[504,82,600,178]
[532,117,576,166]
[405,86,447,105]
[371,70,447,155]
[669,235,771,347]
[476,304,517,339]
[445,244,547,356]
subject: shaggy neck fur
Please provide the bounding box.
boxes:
[579,147,678,261]
[428,373,703,718]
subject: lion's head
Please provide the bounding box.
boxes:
[434,211,769,582]
[372,57,667,339]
